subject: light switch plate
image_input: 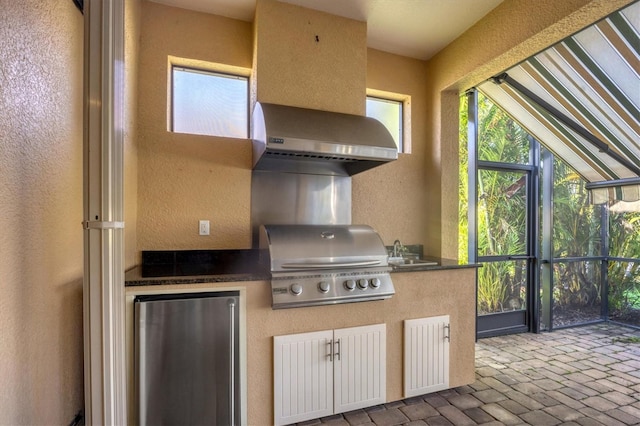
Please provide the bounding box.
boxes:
[199,220,210,236]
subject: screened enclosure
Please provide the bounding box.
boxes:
[461,2,639,336]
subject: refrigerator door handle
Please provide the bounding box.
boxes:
[137,303,148,426]
[228,298,236,426]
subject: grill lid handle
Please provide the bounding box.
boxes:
[281,260,382,269]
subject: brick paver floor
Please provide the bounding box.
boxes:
[296,323,640,425]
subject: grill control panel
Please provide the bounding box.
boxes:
[270,269,394,309]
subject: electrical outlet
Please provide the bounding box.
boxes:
[199,220,210,236]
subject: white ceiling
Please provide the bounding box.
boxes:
[149,0,504,60]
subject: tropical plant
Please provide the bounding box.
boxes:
[477,262,508,313]
[470,94,530,314]
[459,92,640,326]
[608,211,640,321]
[551,161,602,258]
[551,159,602,316]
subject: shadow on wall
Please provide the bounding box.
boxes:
[60,278,84,420]
[148,133,254,170]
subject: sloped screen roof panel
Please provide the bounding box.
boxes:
[479,1,640,203]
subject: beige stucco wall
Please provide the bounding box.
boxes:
[0,1,84,423]
[126,268,476,424]
[136,1,254,253]
[125,0,141,269]
[136,0,432,254]
[253,0,367,115]
[355,49,429,248]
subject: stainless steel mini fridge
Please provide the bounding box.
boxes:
[135,291,241,425]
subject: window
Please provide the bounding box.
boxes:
[171,66,248,139]
[366,96,403,152]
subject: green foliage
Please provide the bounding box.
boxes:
[459,95,469,264]
[477,95,530,165]
[459,92,640,325]
[477,263,507,313]
[612,336,640,344]
[552,161,601,258]
[474,95,530,314]
[610,213,640,258]
[608,211,640,319]
[552,261,601,308]
[477,170,527,258]
[477,261,526,314]
[551,160,603,311]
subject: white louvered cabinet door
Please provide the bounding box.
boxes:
[273,330,334,426]
[333,324,387,414]
[404,315,450,397]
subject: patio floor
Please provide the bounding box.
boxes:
[297,323,640,426]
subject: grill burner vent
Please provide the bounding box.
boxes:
[264,150,366,162]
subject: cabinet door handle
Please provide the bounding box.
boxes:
[334,338,341,361]
[444,324,451,342]
[327,339,333,362]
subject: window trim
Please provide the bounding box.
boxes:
[168,56,251,139]
[366,89,411,154]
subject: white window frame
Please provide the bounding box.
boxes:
[168,57,251,139]
[366,89,411,154]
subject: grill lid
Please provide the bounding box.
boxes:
[260,224,394,309]
[259,224,389,272]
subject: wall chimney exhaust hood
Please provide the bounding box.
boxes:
[252,102,398,176]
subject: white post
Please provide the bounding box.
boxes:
[82,0,127,424]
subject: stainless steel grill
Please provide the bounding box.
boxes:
[259,224,395,309]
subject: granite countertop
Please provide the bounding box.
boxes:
[389,257,480,272]
[125,249,479,287]
[124,267,271,286]
[125,249,270,287]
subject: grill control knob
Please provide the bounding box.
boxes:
[370,277,381,288]
[290,284,303,295]
[318,281,330,293]
[344,280,356,291]
[357,279,369,289]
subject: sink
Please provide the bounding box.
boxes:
[389,258,439,268]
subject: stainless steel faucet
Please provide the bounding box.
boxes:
[393,240,403,258]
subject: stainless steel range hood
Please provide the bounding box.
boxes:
[252,102,398,176]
